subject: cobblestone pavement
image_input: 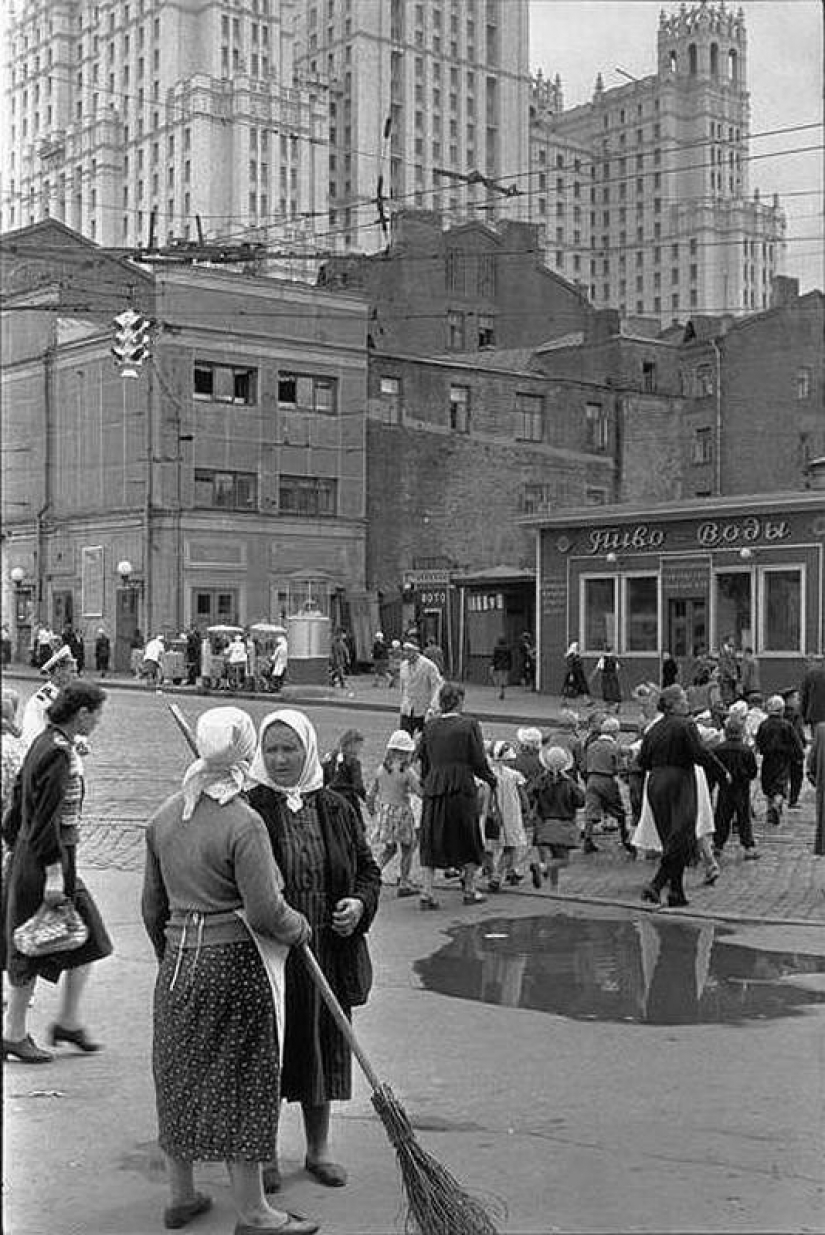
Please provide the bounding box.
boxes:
[6,669,824,925]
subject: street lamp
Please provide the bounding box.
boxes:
[117,559,135,585]
[10,566,27,587]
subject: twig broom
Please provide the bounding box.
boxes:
[164,698,500,1235]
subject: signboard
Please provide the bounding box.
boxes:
[403,569,451,586]
[661,558,711,597]
[541,579,567,617]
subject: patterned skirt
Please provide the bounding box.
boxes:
[374,802,416,847]
[153,940,280,1162]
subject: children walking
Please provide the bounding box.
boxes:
[323,728,367,817]
[713,714,759,859]
[481,741,529,890]
[367,730,421,896]
[583,716,635,856]
[529,746,585,889]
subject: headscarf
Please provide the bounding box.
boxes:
[249,708,324,812]
[566,641,579,656]
[180,706,256,821]
[516,726,542,749]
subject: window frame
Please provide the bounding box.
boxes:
[193,361,258,405]
[193,468,258,511]
[580,573,618,654]
[277,372,338,415]
[515,392,544,442]
[759,563,806,655]
[711,566,754,653]
[378,375,402,424]
[449,384,471,433]
[278,474,338,518]
[622,572,661,654]
[692,426,714,465]
[585,401,609,452]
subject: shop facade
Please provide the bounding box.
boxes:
[531,493,825,697]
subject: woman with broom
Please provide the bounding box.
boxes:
[142,707,318,1235]
[248,710,381,1194]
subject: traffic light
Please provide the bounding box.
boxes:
[111,309,154,378]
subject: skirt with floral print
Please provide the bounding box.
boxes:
[153,940,279,1161]
[374,802,417,848]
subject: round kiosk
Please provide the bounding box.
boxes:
[286,606,330,685]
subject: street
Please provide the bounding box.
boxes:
[3,680,825,1235]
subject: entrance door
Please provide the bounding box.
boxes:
[115,587,139,673]
[668,598,707,661]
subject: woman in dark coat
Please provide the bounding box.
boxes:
[591,645,622,711]
[417,681,497,909]
[248,710,381,1192]
[561,641,590,701]
[3,681,111,1063]
[637,685,726,909]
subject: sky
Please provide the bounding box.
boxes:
[529,0,824,291]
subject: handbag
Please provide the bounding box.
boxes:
[14,900,89,958]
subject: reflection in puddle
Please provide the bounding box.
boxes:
[414,915,825,1025]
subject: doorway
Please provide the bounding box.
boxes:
[667,597,707,662]
[115,587,139,673]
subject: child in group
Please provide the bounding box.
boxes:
[583,716,635,856]
[713,714,759,859]
[366,729,421,896]
[528,745,585,889]
[756,695,804,827]
[323,727,367,818]
[480,741,529,891]
[782,688,807,809]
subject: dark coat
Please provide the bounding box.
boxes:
[800,665,825,727]
[247,785,380,1007]
[418,713,496,868]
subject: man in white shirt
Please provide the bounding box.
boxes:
[142,634,165,686]
[399,639,442,735]
[271,635,288,693]
[20,644,77,750]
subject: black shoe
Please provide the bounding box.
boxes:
[48,1024,101,1053]
[2,1034,53,1064]
[530,863,542,889]
[667,892,689,908]
[583,839,599,854]
[641,885,660,906]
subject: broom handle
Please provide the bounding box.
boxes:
[162,698,385,1095]
[297,940,383,1093]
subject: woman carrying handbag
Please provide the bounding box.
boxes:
[2,681,112,1063]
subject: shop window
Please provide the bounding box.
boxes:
[582,576,617,652]
[194,362,257,404]
[516,393,543,442]
[761,568,803,653]
[624,575,658,652]
[277,373,337,414]
[449,385,470,433]
[278,475,338,517]
[378,375,401,423]
[714,571,752,650]
[194,469,257,511]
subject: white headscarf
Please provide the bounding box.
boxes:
[249,708,324,813]
[180,706,257,821]
[566,641,579,656]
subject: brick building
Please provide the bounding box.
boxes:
[1,220,369,669]
[319,210,595,356]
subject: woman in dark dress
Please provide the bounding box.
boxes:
[417,681,497,909]
[561,641,590,702]
[591,645,622,712]
[661,652,679,689]
[248,710,381,1193]
[637,685,727,908]
[3,681,111,1063]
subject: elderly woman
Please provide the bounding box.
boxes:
[247,710,381,1193]
[3,681,111,1064]
[636,684,727,908]
[417,681,497,909]
[142,707,317,1235]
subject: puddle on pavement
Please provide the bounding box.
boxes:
[414,914,825,1026]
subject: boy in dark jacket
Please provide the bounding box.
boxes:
[713,715,759,857]
[755,697,804,826]
[782,688,807,809]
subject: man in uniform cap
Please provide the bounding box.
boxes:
[20,644,77,750]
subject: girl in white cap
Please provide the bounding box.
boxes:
[480,740,529,890]
[528,746,586,889]
[367,730,421,896]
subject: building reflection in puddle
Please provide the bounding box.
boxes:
[413,915,825,1026]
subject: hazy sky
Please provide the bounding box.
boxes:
[529,0,824,291]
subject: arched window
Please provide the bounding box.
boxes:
[688,43,697,75]
[669,49,677,74]
[710,42,719,77]
[727,48,737,82]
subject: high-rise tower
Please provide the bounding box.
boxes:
[292,0,531,252]
[1,0,329,251]
[530,1,786,322]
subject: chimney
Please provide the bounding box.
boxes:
[770,275,799,309]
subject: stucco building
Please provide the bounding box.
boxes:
[1,220,369,669]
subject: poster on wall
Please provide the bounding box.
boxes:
[81,545,104,617]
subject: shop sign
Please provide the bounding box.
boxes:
[661,559,710,596]
[468,592,504,612]
[418,589,448,607]
[695,516,791,548]
[541,579,567,617]
[587,524,666,555]
[403,569,451,586]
